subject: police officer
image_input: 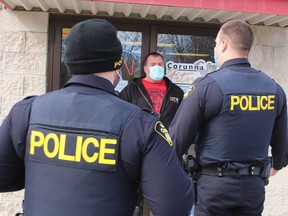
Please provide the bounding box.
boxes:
[0,19,194,216]
[169,19,288,216]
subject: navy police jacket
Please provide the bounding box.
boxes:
[198,67,277,162]
[170,58,288,169]
[0,75,193,216]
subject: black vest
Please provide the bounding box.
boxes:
[25,89,139,216]
[197,69,277,162]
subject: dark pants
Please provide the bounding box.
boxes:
[195,175,265,216]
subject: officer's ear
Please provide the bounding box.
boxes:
[220,39,228,52]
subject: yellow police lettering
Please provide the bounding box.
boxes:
[74,136,83,162]
[99,138,117,165]
[260,96,267,110]
[267,95,275,110]
[248,96,258,111]
[230,96,240,110]
[239,96,249,110]
[43,133,59,158]
[59,134,75,161]
[82,137,99,163]
[230,95,275,111]
[30,130,45,155]
[29,130,117,165]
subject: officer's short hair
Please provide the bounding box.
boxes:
[220,20,254,52]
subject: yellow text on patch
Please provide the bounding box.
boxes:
[230,95,275,111]
[30,130,117,165]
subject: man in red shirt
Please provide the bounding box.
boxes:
[120,52,183,128]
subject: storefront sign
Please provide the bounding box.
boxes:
[166,59,217,91]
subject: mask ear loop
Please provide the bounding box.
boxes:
[116,70,123,81]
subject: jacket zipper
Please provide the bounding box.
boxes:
[136,80,172,116]
[137,86,154,111]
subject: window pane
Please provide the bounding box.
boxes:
[157,34,217,91]
[61,28,72,88]
[60,29,142,90]
[116,31,142,92]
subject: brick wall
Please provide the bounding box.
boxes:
[0,9,288,216]
[0,10,47,120]
[250,25,288,94]
[0,10,48,215]
[250,25,288,216]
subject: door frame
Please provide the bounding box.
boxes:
[48,14,219,91]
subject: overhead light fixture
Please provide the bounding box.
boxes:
[157,43,176,47]
[122,42,176,47]
[166,53,210,57]
[122,42,142,46]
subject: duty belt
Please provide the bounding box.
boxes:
[200,166,263,177]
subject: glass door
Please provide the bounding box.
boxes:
[60,29,143,92]
[116,31,142,92]
[153,25,218,91]
[48,15,219,92]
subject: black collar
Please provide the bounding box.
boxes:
[64,74,117,96]
[222,58,251,68]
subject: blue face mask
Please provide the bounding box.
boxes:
[149,65,165,81]
[114,70,123,88]
[214,52,219,68]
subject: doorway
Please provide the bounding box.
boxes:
[48,14,219,92]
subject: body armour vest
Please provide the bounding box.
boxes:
[25,89,139,216]
[197,69,278,163]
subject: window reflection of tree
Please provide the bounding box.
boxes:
[59,31,143,87]
[157,34,215,64]
[118,31,142,81]
[60,36,72,88]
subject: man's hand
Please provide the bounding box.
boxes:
[270,167,278,177]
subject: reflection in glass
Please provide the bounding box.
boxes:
[157,34,215,63]
[117,31,142,81]
[60,29,142,89]
[60,28,72,88]
[157,34,217,91]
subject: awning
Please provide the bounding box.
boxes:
[1,0,288,27]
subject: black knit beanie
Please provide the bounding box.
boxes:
[64,19,123,74]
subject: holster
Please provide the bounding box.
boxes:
[183,155,199,183]
[133,188,143,216]
[261,157,272,186]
